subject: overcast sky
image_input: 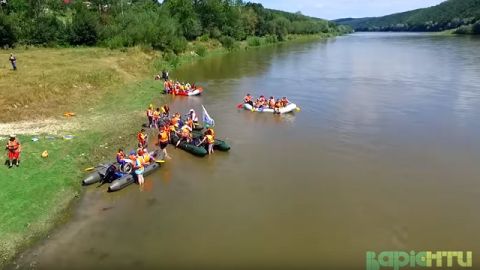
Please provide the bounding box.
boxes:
[251,0,446,20]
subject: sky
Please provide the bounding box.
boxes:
[251,0,446,20]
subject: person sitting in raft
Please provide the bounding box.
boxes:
[176,124,192,147]
[197,131,215,155]
[274,99,282,114]
[153,108,161,129]
[146,105,154,128]
[134,149,146,186]
[185,83,191,90]
[255,95,266,109]
[268,96,275,109]
[157,125,171,160]
[128,150,137,164]
[244,94,253,106]
[137,129,148,149]
[5,135,21,168]
[280,97,290,107]
[170,113,181,129]
[161,104,170,118]
[116,148,126,164]
[142,149,154,165]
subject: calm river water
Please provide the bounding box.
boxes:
[11,33,480,269]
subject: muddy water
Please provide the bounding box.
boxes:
[11,33,480,269]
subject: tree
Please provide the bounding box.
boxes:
[70,9,99,45]
[0,14,16,47]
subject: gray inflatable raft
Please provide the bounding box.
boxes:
[108,162,161,192]
[82,165,109,186]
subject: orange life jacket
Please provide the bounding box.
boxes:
[129,154,137,165]
[137,132,146,144]
[244,96,251,102]
[159,130,169,143]
[117,152,125,160]
[153,110,160,119]
[6,140,20,152]
[206,134,215,144]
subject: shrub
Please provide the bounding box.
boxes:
[264,34,277,44]
[0,14,16,48]
[170,37,188,54]
[195,44,208,57]
[220,35,236,50]
[70,10,99,46]
[246,36,261,47]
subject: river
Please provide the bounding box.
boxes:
[10,33,480,269]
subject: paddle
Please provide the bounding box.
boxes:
[295,107,301,112]
[155,160,166,164]
[236,103,243,109]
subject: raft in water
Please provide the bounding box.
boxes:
[243,103,297,114]
[192,131,231,152]
[108,162,161,192]
[164,87,203,96]
[170,132,208,157]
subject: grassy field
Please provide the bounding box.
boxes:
[0,46,179,267]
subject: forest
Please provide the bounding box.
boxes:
[335,0,480,34]
[0,0,351,51]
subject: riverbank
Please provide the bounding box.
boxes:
[0,33,342,268]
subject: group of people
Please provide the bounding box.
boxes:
[243,94,290,113]
[146,104,170,129]
[116,144,155,186]
[162,80,197,95]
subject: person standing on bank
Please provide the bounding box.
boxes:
[161,70,169,81]
[9,54,17,71]
[5,135,21,168]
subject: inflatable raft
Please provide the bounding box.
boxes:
[82,165,110,185]
[108,162,160,192]
[170,132,208,157]
[192,131,231,152]
[164,87,203,96]
[243,103,297,114]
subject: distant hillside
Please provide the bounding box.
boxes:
[335,0,480,33]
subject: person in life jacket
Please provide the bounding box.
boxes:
[134,149,146,186]
[280,97,290,107]
[146,105,154,128]
[186,118,194,131]
[5,135,21,168]
[137,129,148,149]
[176,124,192,147]
[204,127,215,138]
[244,94,254,106]
[116,148,126,164]
[188,109,199,125]
[268,96,276,109]
[170,113,180,128]
[197,131,215,155]
[153,108,161,129]
[274,99,282,114]
[143,150,154,165]
[157,125,171,160]
[255,95,266,109]
[128,150,137,165]
[161,104,170,118]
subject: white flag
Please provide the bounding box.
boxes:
[202,105,215,127]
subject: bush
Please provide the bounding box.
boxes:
[198,34,210,42]
[170,37,188,54]
[70,10,99,46]
[473,21,480,34]
[29,15,67,45]
[220,36,236,50]
[195,44,208,57]
[0,15,16,48]
[246,36,262,47]
[264,34,277,44]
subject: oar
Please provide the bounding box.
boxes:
[295,107,301,112]
[236,103,243,109]
[155,160,166,164]
[84,167,95,172]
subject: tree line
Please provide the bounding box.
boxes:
[335,0,480,34]
[0,0,351,51]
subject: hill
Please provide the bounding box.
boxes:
[335,0,480,33]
